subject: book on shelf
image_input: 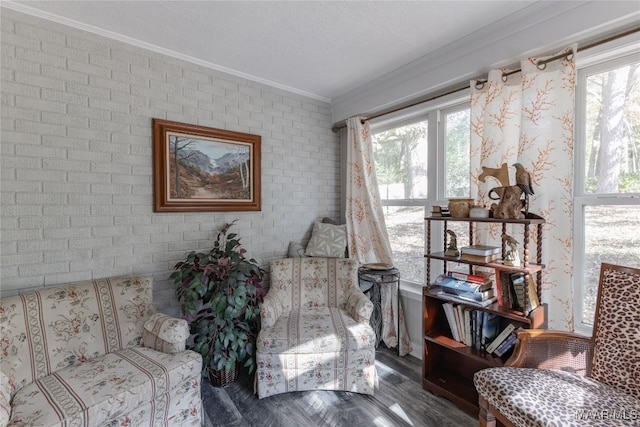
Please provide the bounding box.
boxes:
[481,312,500,349]
[493,331,518,357]
[442,303,460,342]
[507,273,540,313]
[454,305,465,344]
[447,270,492,285]
[435,274,493,292]
[473,310,484,351]
[524,274,541,311]
[459,253,499,263]
[463,308,472,346]
[442,286,494,302]
[460,245,501,256]
[510,273,527,310]
[436,291,498,308]
[485,323,516,353]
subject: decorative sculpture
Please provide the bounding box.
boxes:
[444,230,460,258]
[477,162,537,219]
[478,163,511,187]
[502,233,521,267]
[513,163,534,214]
[489,185,525,219]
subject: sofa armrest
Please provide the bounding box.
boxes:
[344,290,374,324]
[506,329,594,376]
[141,313,190,354]
[0,371,11,427]
[260,291,288,330]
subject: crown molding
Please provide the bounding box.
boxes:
[1,2,331,104]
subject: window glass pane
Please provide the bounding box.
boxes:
[383,206,425,284]
[581,205,640,325]
[373,121,428,200]
[444,108,471,198]
[583,61,640,194]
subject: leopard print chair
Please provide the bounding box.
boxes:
[474,263,640,426]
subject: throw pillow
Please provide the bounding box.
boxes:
[305,221,347,258]
[287,241,307,258]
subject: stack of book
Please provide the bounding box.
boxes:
[460,244,501,263]
[434,272,497,307]
[484,323,520,357]
[442,303,502,350]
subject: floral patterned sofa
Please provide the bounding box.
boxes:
[255,257,377,398]
[0,275,203,427]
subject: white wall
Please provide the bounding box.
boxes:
[0,9,340,313]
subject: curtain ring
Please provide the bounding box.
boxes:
[537,61,547,70]
[565,52,575,62]
[475,80,485,90]
[501,72,508,82]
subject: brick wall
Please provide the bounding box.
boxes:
[0,9,340,313]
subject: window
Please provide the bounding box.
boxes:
[574,52,640,332]
[371,99,470,286]
[372,120,428,285]
[443,106,471,198]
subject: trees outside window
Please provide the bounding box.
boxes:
[575,53,640,332]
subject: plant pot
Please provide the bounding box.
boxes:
[209,364,239,388]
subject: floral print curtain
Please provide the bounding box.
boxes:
[345,117,412,356]
[469,46,577,330]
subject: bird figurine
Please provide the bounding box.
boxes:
[502,233,521,267]
[513,163,534,213]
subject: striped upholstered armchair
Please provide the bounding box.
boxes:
[255,257,378,398]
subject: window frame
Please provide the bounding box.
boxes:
[368,93,470,291]
[572,48,640,336]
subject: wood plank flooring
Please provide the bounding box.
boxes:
[202,347,476,427]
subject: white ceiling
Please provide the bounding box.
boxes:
[6,1,540,102]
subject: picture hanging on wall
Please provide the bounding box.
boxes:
[152,119,261,212]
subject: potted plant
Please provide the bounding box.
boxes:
[171,221,265,386]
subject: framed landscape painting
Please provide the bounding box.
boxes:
[153,119,261,212]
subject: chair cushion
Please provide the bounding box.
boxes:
[474,367,640,427]
[8,346,201,427]
[257,307,376,354]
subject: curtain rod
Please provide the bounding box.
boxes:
[331,25,640,133]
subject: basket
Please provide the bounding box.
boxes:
[448,198,474,218]
[209,364,239,388]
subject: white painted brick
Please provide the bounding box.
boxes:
[43,205,90,216]
[68,237,112,250]
[16,47,66,69]
[71,216,113,227]
[44,227,91,239]
[67,104,111,121]
[16,169,66,182]
[67,59,111,78]
[44,249,91,263]
[70,257,114,272]
[15,97,66,114]
[41,41,88,63]
[44,271,92,286]
[17,239,67,253]
[89,205,132,216]
[19,262,69,276]
[15,21,66,45]
[68,171,111,184]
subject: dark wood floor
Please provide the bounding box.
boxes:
[202,347,476,427]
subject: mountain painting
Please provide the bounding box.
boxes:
[167,133,252,201]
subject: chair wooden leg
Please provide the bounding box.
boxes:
[478,396,497,427]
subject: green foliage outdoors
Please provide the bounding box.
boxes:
[172,221,265,379]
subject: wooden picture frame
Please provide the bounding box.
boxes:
[152,119,261,212]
